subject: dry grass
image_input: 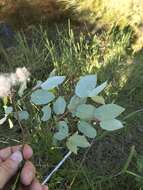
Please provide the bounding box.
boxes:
[0,0,62,27]
[58,0,143,51]
[0,0,143,51]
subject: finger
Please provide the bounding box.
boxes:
[30,179,42,190]
[23,144,33,160]
[42,185,49,190]
[0,144,33,162]
[0,147,12,161]
[11,145,22,152]
[0,145,22,161]
[0,157,2,163]
[0,151,23,189]
[21,161,36,186]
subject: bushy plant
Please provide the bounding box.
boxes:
[0,68,125,182]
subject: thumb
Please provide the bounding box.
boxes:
[0,151,23,189]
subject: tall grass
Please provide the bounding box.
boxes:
[58,0,143,51]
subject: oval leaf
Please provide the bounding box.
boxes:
[41,76,65,90]
[53,96,66,115]
[54,121,69,140]
[78,121,97,138]
[100,119,124,131]
[94,104,125,121]
[0,115,7,125]
[91,96,105,104]
[8,118,14,128]
[76,104,95,120]
[67,133,90,149]
[75,75,97,97]
[89,81,107,97]
[41,105,51,121]
[66,139,78,154]
[4,106,13,115]
[31,89,55,105]
[15,111,29,121]
[18,81,27,97]
[68,95,86,112]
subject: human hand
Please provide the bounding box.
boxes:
[0,144,48,190]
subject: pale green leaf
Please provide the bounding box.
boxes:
[18,81,27,97]
[41,105,51,121]
[53,96,66,115]
[49,69,56,77]
[68,133,90,149]
[100,119,124,131]
[41,76,65,90]
[4,106,13,115]
[31,89,55,105]
[94,104,125,121]
[78,121,97,138]
[54,121,69,140]
[91,96,105,104]
[0,115,7,125]
[15,111,29,121]
[8,118,14,128]
[3,96,8,106]
[67,95,86,112]
[66,140,78,154]
[89,81,107,97]
[76,104,95,120]
[75,75,97,97]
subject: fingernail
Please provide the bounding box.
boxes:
[10,151,23,163]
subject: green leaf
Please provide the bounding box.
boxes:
[3,96,8,106]
[18,81,27,97]
[54,121,69,140]
[89,81,107,97]
[67,133,90,150]
[41,105,51,121]
[94,104,125,121]
[41,76,65,90]
[8,118,14,128]
[68,95,86,112]
[100,119,124,131]
[75,104,95,120]
[15,111,29,121]
[31,89,55,105]
[78,121,97,138]
[75,75,97,97]
[49,69,56,77]
[4,106,13,115]
[91,96,105,104]
[66,140,78,154]
[53,96,66,115]
[0,115,7,125]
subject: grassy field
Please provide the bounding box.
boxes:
[0,6,143,190]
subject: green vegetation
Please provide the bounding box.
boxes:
[0,6,143,190]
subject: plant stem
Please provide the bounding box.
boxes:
[125,170,142,178]
[122,145,135,173]
[123,109,143,120]
[69,131,109,189]
[13,102,25,146]
[42,151,72,185]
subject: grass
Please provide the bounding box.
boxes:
[0,20,143,190]
[58,0,143,52]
